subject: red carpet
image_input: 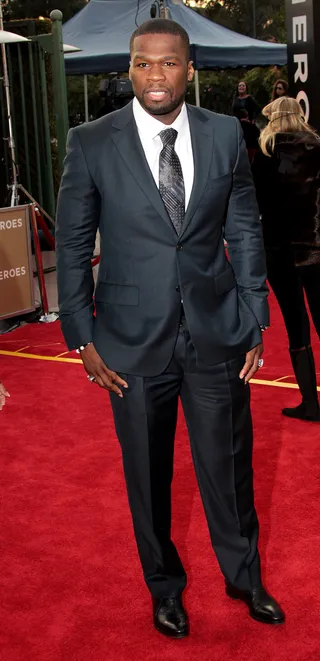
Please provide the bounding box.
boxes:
[1,295,320,661]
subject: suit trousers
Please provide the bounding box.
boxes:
[110,315,261,598]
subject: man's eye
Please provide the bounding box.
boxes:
[164,62,175,66]
[138,63,148,68]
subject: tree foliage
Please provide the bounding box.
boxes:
[187,0,286,42]
[185,1,287,118]
[3,0,87,22]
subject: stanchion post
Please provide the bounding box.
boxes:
[29,204,49,315]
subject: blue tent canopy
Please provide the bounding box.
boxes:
[63,0,287,75]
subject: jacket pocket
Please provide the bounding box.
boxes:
[214,266,237,295]
[95,282,139,306]
[206,171,232,190]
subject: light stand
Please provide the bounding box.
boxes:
[0,2,24,206]
[159,0,169,18]
[0,9,83,325]
[150,1,170,19]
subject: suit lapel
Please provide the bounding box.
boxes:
[180,105,214,238]
[111,102,175,233]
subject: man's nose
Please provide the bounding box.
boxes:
[147,65,166,81]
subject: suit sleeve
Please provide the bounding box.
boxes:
[224,118,269,327]
[55,128,100,350]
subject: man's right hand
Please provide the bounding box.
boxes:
[80,344,128,398]
[0,382,10,411]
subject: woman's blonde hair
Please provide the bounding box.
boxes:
[259,96,318,156]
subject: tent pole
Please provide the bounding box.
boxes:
[84,74,89,122]
[50,10,69,174]
[194,70,200,107]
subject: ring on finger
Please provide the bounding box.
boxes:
[87,375,96,382]
[258,359,264,369]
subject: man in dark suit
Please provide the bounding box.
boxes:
[56,19,284,638]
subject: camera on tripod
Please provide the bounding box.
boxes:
[97,74,133,116]
[99,75,133,101]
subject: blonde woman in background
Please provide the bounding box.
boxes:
[252,97,320,422]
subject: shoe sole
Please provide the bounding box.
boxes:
[282,410,320,422]
[249,612,285,625]
[226,590,285,625]
[154,623,189,638]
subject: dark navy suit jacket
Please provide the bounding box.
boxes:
[56,102,269,375]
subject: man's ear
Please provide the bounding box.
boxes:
[128,64,132,81]
[188,61,194,82]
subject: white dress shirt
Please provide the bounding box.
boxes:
[132,97,194,210]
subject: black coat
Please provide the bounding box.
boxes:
[232,95,260,122]
[252,132,320,266]
[240,119,260,150]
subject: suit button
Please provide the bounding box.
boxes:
[176,244,183,251]
[175,285,180,292]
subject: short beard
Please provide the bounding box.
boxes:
[139,89,186,117]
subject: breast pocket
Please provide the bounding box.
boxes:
[206,171,232,191]
[200,172,232,216]
[95,283,139,306]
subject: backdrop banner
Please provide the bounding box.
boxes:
[286,0,320,130]
[0,205,35,320]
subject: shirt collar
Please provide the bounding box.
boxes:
[132,97,188,140]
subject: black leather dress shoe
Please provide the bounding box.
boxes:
[226,583,285,625]
[153,596,189,638]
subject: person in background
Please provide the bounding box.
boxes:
[0,381,10,411]
[271,79,289,101]
[238,108,260,162]
[252,97,320,422]
[232,81,260,123]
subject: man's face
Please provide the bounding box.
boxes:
[129,33,194,117]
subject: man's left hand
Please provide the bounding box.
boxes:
[240,343,263,384]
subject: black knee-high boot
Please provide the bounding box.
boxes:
[282,346,320,421]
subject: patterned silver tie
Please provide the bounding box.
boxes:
[159,128,185,235]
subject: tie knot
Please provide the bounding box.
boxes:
[159,128,178,148]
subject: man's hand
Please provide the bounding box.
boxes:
[240,343,263,384]
[0,382,10,411]
[81,344,128,398]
